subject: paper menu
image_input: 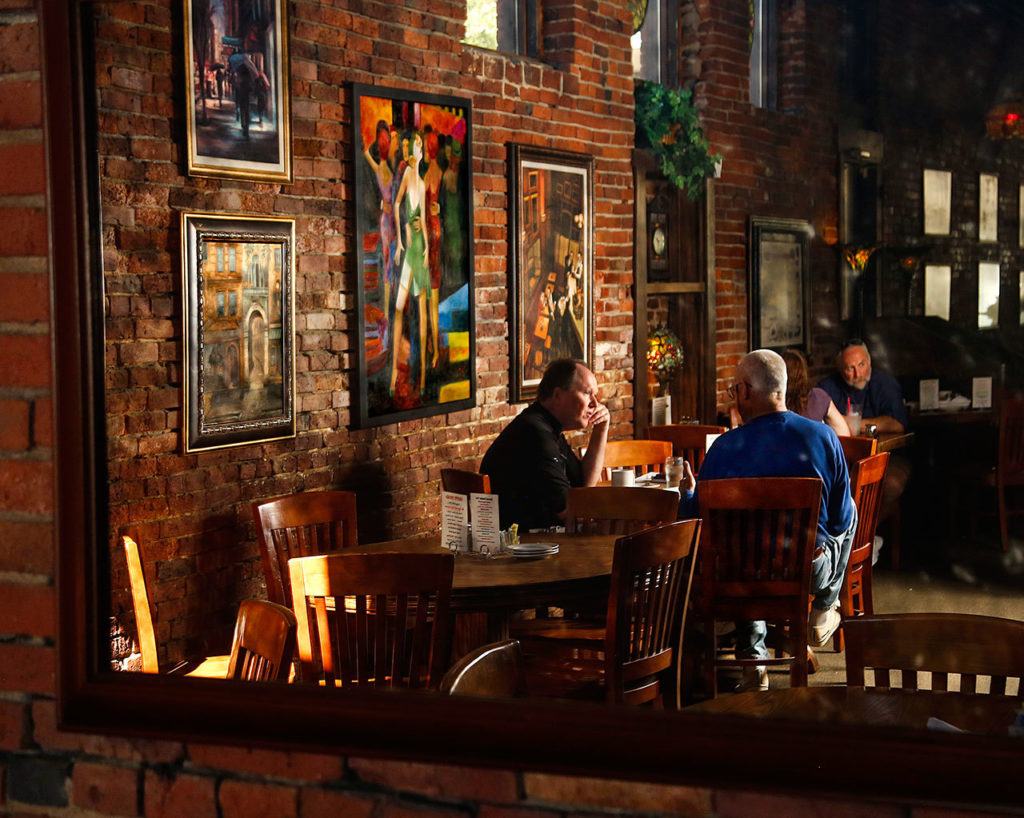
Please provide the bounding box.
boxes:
[972,376,992,409]
[470,493,501,555]
[651,395,671,426]
[441,491,469,553]
[919,379,939,411]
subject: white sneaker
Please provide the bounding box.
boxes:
[809,606,842,647]
[736,665,768,692]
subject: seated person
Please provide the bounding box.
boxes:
[678,349,856,690]
[817,338,908,434]
[481,359,609,530]
[783,348,850,437]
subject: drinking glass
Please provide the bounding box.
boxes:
[664,456,686,488]
[845,409,862,436]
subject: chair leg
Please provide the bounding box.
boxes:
[791,622,809,687]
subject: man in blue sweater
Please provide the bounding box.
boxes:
[679,349,856,689]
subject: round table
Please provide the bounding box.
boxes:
[686,686,1019,735]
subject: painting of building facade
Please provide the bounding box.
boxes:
[184,0,291,181]
[182,213,295,452]
[508,145,594,402]
[352,84,475,427]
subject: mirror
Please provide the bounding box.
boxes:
[47,0,1024,808]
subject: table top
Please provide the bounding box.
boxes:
[876,431,914,452]
[686,686,1019,736]
[350,532,618,612]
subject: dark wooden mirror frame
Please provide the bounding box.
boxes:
[47,1,1022,808]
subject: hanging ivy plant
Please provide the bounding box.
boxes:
[635,80,721,200]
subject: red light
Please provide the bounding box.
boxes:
[1005,112,1021,125]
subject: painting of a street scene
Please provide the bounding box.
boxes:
[509,146,593,401]
[182,214,295,452]
[185,0,290,181]
[352,85,475,427]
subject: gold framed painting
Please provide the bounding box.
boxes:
[183,0,292,182]
[181,213,296,452]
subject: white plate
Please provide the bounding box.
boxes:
[508,542,559,557]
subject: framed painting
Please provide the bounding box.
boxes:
[508,145,594,402]
[351,84,475,427]
[181,213,295,452]
[979,172,999,242]
[923,168,951,236]
[183,0,291,181]
[748,217,811,351]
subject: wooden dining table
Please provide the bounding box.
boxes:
[686,686,1020,736]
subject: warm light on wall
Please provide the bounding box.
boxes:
[985,102,1024,139]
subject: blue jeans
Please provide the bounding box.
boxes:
[735,506,858,661]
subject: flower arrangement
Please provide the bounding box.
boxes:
[646,326,685,394]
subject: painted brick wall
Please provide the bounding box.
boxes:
[1,3,1021,816]
[92,0,638,662]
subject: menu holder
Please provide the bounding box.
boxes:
[651,395,671,426]
[972,376,992,410]
[470,492,501,556]
[919,379,939,411]
[441,490,469,553]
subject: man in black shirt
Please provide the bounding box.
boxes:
[481,359,610,530]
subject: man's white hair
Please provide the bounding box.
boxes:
[739,349,788,398]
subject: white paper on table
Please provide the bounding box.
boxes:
[705,433,722,452]
[919,379,939,411]
[441,490,469,553]
[469,492,501,555]
[972,376,992,409]
[651,395,671,426]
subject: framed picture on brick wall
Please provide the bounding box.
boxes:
[183,0,292,182]
[181,213,296,452]
[748,217,811,351]
[351,84,475,428]
[508,145,595,402]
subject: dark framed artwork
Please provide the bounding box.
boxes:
[351,84,475,428]
[181,213,295,452]
[748,217,811,350]
[508,145,594,402]
[183,0,291,181]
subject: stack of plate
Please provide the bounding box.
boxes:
[507,541,559,558]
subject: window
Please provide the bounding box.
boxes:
[228,247,236,272]
[749,0,778,109]
[464,0,540,57]
[228,291,238,315]
[216,291,225,316]
[631,0,661,82]
[216,246,223,272]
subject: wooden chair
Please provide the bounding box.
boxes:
[601,439,673,481]
[520,519,702,709]
[985,396,1024,552]
[121,535,227,678]
[838,435,878,472]
[834,452,889,652]
[440,468,491,495]
[440,639,526,698]
[649,424,728,473]
[694,478,821,694]
[289,551,454,689]
[253,491,359,607]
[564,486,680,535]
[226,599,297,683]
[844,613,1024,696]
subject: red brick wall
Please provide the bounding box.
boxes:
[92,0,638,662]
[0,3,1020,815]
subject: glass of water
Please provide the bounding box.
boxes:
[664,456,686,488]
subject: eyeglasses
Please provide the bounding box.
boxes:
[727,381,748,399]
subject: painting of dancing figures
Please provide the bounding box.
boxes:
[184,0,291,181]
[352,85,475,427]
[508,145,594,402]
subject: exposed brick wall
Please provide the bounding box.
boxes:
[691,0,842,405]
[93,0,637,662]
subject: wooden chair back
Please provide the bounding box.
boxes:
[601,439,673,481]
[440,639,525,698]
[844,613,1024,696]
[440,468,491,495]
[226,599,297,683]
[648,424,728,473]
[696,477,821,690]
[839,435,878,471]
[253,491,359,607]
[565,486,679,535]
[604,519,702,708]
[122,535,159,674]
[289,551,454,689]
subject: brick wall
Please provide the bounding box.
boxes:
[1,2,1022,815]
[691,0,842,402]
[93,0,637,662]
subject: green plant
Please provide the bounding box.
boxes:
[635,81,721,200]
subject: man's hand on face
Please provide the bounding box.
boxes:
[588,402,610,430]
